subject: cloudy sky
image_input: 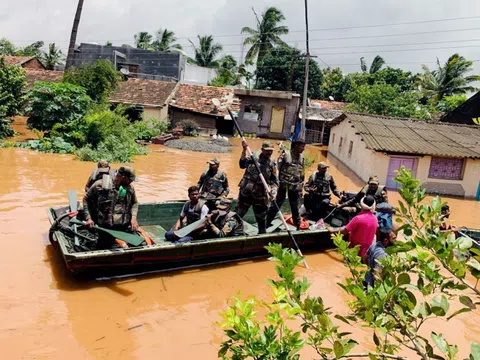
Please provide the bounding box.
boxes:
[2,0,480,74]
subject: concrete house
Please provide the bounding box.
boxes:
[3,56,46,70]
[234,89,300,139]
[329,113,480,199]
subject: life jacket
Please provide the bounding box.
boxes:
[278,151,304,185]
[312,172,334,197]
[182,200,206,225]
[95,175,135,228]
[90,167,116,183]
[361,185,387,204]
[239,152,276,197]
[199,169,227,198]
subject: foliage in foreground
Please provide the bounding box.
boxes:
[218,168,480,360]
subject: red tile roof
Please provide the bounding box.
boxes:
[3,56,35,66]
[310,99,348,110]
[171,84,240,116]
[109,78,178,107]
[25,69,63,89]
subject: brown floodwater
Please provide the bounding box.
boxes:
[1,133,479,359]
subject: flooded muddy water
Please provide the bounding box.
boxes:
[0,134,479,359]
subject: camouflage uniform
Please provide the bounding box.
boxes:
[304,167,341,220]
[85,160,116,192]
[266,150,304,227]
[204,200,244,238]
[197,158,230,211]
[342,175,387,213]
[237,144,278,234]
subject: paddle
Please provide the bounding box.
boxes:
[227,108,309,269]
[69,218,145,247]
[68,190,80,246]
[174,217,208,238]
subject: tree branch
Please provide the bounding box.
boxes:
[328,353,408,360]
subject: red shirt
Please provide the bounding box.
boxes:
[345,211,379,257]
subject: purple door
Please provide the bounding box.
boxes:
[386,157,418,189]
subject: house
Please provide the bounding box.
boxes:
[169,84,240,136]
[440,91,480,126]
[300,107,343,145]
[310,99,348,111]
[24,69,63,89]
[3,56,46,70]
[109,78,179,121]
[234,89,300,139]
[328,112,480,198]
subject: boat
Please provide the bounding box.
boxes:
[47,199,345,277]
[459,227,480,252]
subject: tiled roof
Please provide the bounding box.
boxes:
[3,56,35,66]
[310,99,348,110]
[25,70,63,89]
[171,84,240,116]
[335,112,480,158]
[109,78,178,107]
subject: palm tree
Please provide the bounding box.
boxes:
[66,0,84,69]
[188,35,223,68]
[134,32,153,50]
[242,7,289,65]
[40,43,65,70]
[152,29,183,52]
[360,55,385,74]
[418,53,480,101]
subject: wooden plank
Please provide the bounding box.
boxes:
[67,190,79,246]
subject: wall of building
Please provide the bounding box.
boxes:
[143,107,168,122]
[170,108,218,135]
[181,63,218,85]
[237,96,299,139]
[22,58,45,70]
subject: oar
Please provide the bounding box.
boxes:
[68,190,80,246]
[69,219,145,247]
[174,217,208,238]
[228,108,309,269]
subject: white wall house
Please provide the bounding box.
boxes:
[328,113,480,199]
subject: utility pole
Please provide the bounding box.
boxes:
[300,0,310,141]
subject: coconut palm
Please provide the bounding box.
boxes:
[40,43,65,70]
[188,35,223,68]
[134,32,153,50]
[242,7,289,65]
[360,55,385,74]
[418,53,480,101]
[66,0,84,69]
[152,29,183,52]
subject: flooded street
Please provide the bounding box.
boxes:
[0,136,479,359]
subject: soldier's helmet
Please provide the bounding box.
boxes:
[215,199,232,211]
[261,141,275,151]
[368,175,380,185]
[118,166,136,181]
[97,159,110,168]
[318,161,329,169]
[207,158,220,165]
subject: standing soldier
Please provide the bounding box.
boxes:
[303,162,341,220]
[85,159,116,192]
[266,139,305,229]
[237,141,278,234]
[197,158,230,211]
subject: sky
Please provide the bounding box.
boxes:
[1,0,480,74]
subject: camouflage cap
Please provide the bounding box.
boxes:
[261,141,275,151]
[368,175,380,185]
[318,161,329,168]
[215,199,232,210]
[118,166,136,181]
[207,157,220,165]
[97,159,110,168]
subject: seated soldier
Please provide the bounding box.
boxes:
[85,159,116,192]
[202,199,244,238]
[165,186,209,242]
[338,175,387,214]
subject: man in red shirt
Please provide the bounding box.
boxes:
[328,195,379,258]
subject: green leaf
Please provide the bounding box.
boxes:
[431,295,449,316]
[373,332,380,346]
[368,354,378,360]
[334,314,351,325]
[447,307,471,320]
[458,236,473,250]
[470,342,480,360]
[460,295,476,310]
[398,273,411,285]
[431,332,448,354]
[333,340,344,358]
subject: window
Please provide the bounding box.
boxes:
[348,141,354,157]
[428,157,464,180]
[332,133,335,144]
[339,137,343,151]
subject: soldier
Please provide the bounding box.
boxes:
[203,199,244,238]
[83,166,139,249]
[303,162,341,220]
[197,157,230,211]
[266,139,305,229]
[338,175,387,214]
[237,141,278,234]
[165,186,209,242]
[85,159,116,192]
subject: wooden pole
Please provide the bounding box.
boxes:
[300,0,310,141]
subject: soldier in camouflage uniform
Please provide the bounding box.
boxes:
[85,159,116,192]
[304,162,341,220]
[338,175,387,214]
[203,199,244,238]
[237,141,278,234]
[266,139,305,229]
[197,157,230,211]
[83,166,139,249]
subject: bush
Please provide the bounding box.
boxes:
[0,117,14,139]
[63,60,120,102]
[179,119,200,136]
[129,118,169,140]
[0,57,26,117]
[75,133,147,162]
[25,82,91,131]
[19,136,74,154]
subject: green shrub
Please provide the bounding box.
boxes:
[0,117,14,139]
[0,57,26,117]
[19,136,74,154]
[130,118,169,140]
[25,82,91,131]
[75,133,147,162]
[179,119,200,136]
[63,60,120,102]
